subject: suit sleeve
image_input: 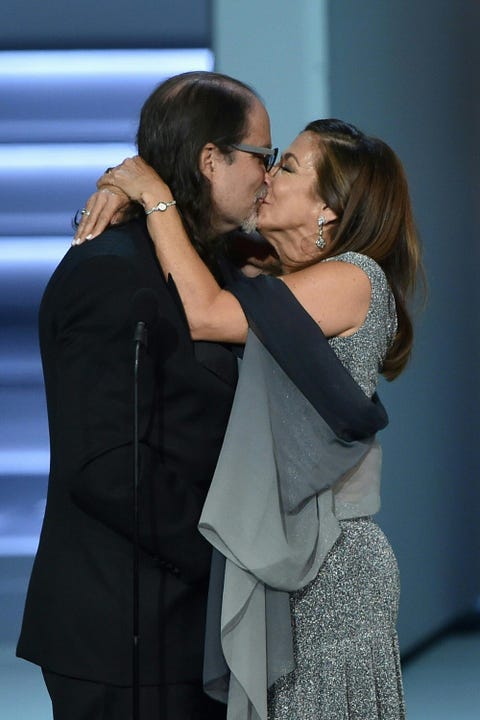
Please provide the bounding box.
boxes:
[46,253,213,583]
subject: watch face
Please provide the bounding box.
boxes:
[146,199,176,214]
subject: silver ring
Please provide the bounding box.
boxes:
[81,209,91,217]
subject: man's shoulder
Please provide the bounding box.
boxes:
[70,218,149,263]
[47,219,157,291]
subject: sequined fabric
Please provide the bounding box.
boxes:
[326,252,398,398]
[268,519,405,719]
[268,254,405,718]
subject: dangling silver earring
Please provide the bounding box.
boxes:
[316,216,326,249]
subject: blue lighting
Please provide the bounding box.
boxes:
[0,46,216,561]
[0,450,49,476]
[0,48,214,76]
[0,536,41,557]
[0,237,69,264]
[0,143,136,170]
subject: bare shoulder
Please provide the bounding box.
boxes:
[282,256,371,300]
[280,256,372,337]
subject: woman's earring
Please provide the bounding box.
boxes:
[316,216,326,249]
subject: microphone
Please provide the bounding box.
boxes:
[132,288,159,349]
[131,288,159,720]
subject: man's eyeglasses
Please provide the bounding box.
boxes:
[230,143,279,172]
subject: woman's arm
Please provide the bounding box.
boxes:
[103,157,371,344]
[100,157,249,343]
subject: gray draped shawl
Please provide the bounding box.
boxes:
[198,274,387,720]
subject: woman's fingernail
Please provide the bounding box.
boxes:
[86,234,93,240]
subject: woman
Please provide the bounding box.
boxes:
[77,119,421,719]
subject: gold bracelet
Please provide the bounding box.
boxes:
[145,199,177,215]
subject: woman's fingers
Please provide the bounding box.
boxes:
[73,157,171,245]
[100,157,170,206]
[73,187,129,245]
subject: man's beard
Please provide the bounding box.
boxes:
[241,211,258,234]
[241,186,268,234]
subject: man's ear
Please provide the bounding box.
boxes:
[199,142,218,180]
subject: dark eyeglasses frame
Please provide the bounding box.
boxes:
[230,143,279,172]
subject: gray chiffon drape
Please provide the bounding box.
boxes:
[199,331,382,720]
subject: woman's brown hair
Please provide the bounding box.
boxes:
[304,119,423,380]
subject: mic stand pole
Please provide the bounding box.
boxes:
[133,320,147,720]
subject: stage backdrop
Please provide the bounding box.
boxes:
[213,0,480,654]
[0,0,478,658]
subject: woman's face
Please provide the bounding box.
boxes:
[256,131,334,272]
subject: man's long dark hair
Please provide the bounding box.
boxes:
[137,71,260,269]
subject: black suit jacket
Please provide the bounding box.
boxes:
[17,219,237,687]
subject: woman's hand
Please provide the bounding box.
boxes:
[97,157,173,214]
[73,186,130,245]
[73,157,171,245]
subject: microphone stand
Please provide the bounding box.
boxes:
[133,320,147,720]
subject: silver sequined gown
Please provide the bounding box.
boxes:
[268,252,406,720]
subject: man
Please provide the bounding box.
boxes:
[17,71,276,720]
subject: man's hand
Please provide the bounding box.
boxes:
[227,231,282,276]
